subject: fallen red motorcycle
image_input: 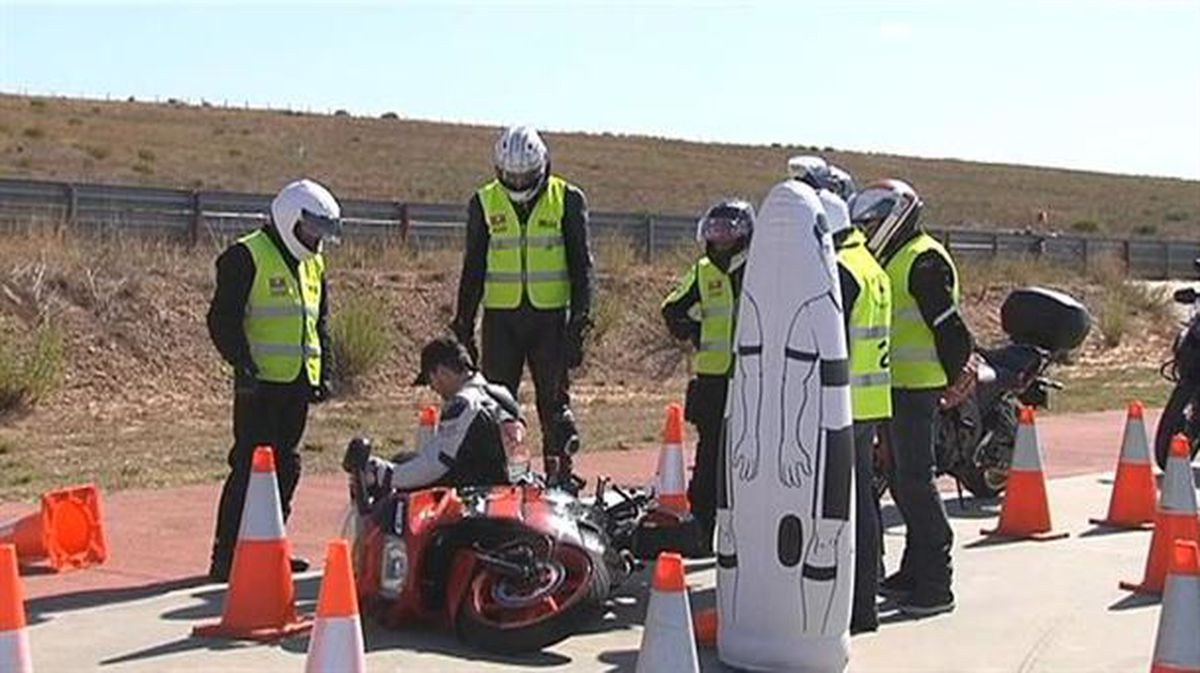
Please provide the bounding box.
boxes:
[342,447,654,654]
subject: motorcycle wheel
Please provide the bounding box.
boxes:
[1154,382,1200,470]
[956,397,1019,499]
[456,536,608,654]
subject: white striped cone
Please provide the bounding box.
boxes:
[306,540,366,673]
[653,404,690,515]
[193,446,310,640]
[1121,435,1200,595]
[1151,541,1200,673]
[1,544,33,673]
[637,552,699,673]
[981,407,1067,540]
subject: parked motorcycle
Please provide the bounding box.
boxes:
[876,287,1091,499]
[342,444,651,654]
[1153,273,1200,469]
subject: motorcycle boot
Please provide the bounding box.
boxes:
[898,584,955,617]
[879,569,917,599]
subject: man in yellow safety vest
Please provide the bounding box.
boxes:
[849,179,975,618]
[450,126,594,491]
[789,156,891,633]
[205,178,343,582]
[661,199,755,555]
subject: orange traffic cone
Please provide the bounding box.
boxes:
[416,405,438,449]
[1121,434,1200,595]
[980,407,1069,541]
[636,552,699,673]
[1151,540,1200,673]
[305,539,366,673]
[0,484,107,572]
[193,446,312,640]
[652,404,690,516]
[1089,401,1157,529]
[693,606,717,648]
[1,544,34,673]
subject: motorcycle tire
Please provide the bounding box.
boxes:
[955,397,1019,499]
[456,531,610,654]
[1154,382,1200,470]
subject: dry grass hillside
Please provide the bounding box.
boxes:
[3,94,1199,237]
[0,225,1180,501]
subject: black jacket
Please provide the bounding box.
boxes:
[454,181,594,327]
[385,373,520,489]
[206,226,331,387]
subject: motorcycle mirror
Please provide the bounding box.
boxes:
[1173,288,1198,305]
[1193,257,1200,273]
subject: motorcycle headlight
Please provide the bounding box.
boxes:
[379,537,409,600]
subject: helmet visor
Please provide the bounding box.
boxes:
[296,208,344,251]
[849,194,898,233]
[699,206,752,246]
[498,167,544,194]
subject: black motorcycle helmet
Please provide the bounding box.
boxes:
[697,199,755,264]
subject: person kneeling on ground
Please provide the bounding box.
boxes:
[343,336,527,491]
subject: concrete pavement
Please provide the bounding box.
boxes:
[16,470,1178,672]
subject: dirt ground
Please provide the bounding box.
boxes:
[0,230,1180,503]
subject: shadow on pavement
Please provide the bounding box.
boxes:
[1079,523,1152,538]
[159,575,321,622]
[26,575,211,625]
[881,498,999,532]
[1108,591,1161,611]
[962,533,1069,550]
[278,622,575,667]
[101,634,257,666]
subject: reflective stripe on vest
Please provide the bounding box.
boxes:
[478,176,570,309]
[885,233,959,389]
[838,228,893,420]
[694,258,735,375]
[240,230,324,385]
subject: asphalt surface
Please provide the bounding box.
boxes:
[2,407,1182,671]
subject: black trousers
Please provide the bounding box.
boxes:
[684,375,727,539]
[890,388,954,590]
[209,381,309,570]
[852,421,884,630]
[481,307,577,471]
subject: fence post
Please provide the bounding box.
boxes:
[1123,239,1132,273]
[1164,241,1172,279]
[1081,237,1089,274]
[396,201,409,243]
[188,190,201,247]
[63,182,77,232]
[645,215,656,263]
[991,232,999,259]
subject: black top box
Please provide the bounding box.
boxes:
[1000,287,1092,352]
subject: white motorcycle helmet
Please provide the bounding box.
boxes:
[269,179,343,261]
[787,155,851,236]
[494,125,548,204]
[827,164,857,202]
[848,179,923,258]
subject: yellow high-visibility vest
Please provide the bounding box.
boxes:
[240,230,323,384]
[478,176,570,310]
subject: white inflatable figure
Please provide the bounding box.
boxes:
[717,179,855,672]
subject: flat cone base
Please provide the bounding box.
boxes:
[1088,517,1154,531]
[979,526,1070,542]
[193,617,312,642]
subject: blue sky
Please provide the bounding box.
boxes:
[2,1,1198,179]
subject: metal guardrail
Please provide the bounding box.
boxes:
[1,178,1196,279]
